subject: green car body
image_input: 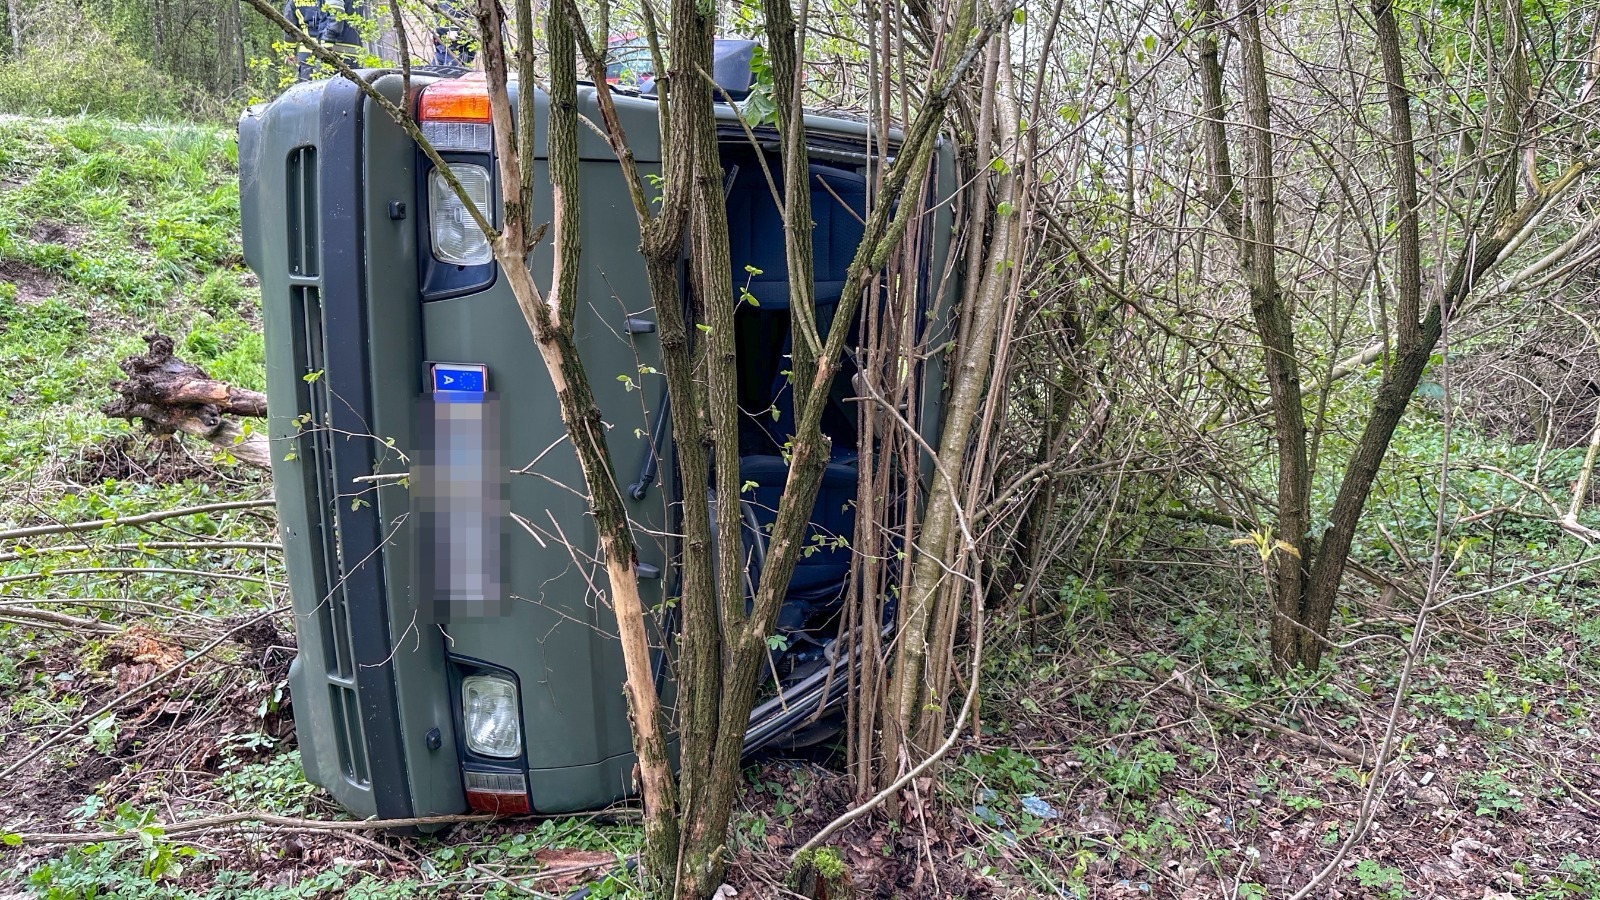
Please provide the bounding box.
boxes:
[239,64,957,822]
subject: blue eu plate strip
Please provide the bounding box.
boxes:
[432,363,487,397]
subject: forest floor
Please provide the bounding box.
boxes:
[1,116,1598,900]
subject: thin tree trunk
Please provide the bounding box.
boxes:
[1293,0,1582,669]
[234,0,247,86]
[476,0,682,886]
[454,0,995,889]
[1237,0,1312,670]
[674,5,757,894]
[560,3,727,890]
[673,0,1000,880]
[1196,0,1312,670]
[1298,165,1587,667]
[6,0,20,58]
[672,0,995,883]
[882,31,1016,774]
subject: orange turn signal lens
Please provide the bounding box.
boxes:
[419,75,491,123]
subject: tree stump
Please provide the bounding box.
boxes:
[788,848,855,900]
[101,334,272,468]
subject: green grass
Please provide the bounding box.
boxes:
[0,116,262,486]
[0,115,274,623]
[24,815,644,900]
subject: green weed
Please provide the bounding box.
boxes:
[1081,739,1178,800]
[213,752,320,817]
[1461,769,1525,818]
[1530,855,1600,899]
[1352,858,1406,899]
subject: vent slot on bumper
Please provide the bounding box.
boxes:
[286,146,371,789]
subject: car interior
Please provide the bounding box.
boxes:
[721,145,870,642]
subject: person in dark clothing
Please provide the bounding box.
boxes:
[431,0,476,69]
[284,0,367,81]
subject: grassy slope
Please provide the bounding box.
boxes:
[0,116,265,488]
[0,116,281,891]
[0,117,278,628]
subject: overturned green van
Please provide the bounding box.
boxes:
[238,50,957,822]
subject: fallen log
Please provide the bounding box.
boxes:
[102,334,272,468]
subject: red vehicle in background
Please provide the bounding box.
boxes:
[605,33,655,91]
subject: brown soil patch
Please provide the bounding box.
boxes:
[0,613,297,844]
[0,257,60,305]
[728,763,1002,899]
[231,616,298,682]
[29,220,86,249]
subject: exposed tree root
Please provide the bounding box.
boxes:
[101,333,271,468]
